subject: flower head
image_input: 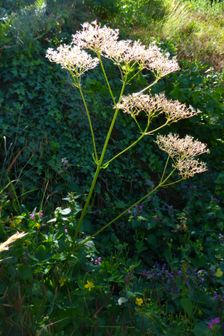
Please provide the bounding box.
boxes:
[116,93,161,118]
[208,317,220,330]
[152,93,200,122]
[141,44,180,76]
[156,133,209,178]
[116,93,200,122]
[156,134,209,158]
[135,297,144,306]
[103,39,145,66]
[46,44,99,76]
[175,158,207,178]
[103,38,179,76]
[84,280,95,291]
[30,213,35,220]
[72,20,119,53]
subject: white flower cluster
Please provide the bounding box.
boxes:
[46,44,99,77]
[72,20,119,53]
[116,93,199,122]
[156,134,209,178]
[46,20,179,77]
[141,45,179,76]
[103,40,180,77]
[116,93,161,117]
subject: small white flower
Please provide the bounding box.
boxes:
[156,133,209,178]
[72,20,119,53]
[46,44,99,76]
[116,93,200,122]
[118,297,128,305]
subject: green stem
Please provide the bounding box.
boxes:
[81,184,161,242]
[146,120,169,135]
[133,115,143,132]
[98,54,116,105]
[138,77,160,95]
[161,178,184,188]
[127,69,142,84]
[103,120,150,168]
[78,85,98,162]
[74,75,128,239]
[160,156,170,182]
[78,166,177,246]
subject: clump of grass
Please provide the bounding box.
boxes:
[115,0,224,70]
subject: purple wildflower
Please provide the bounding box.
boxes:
[30,213,35,220]
[208,317,220,330]
[213,292,219,301]
[91,257,102,265]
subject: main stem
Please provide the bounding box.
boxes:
[74,76,127,239]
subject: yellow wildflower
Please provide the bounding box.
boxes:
[215,268,223,278]
[35,223,41,230]
[135,297,144,306]
[84,280,95,291]
[59,277,66,287]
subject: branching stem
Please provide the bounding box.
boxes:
[74,74,128,239]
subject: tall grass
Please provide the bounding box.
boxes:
[114,0,224,70]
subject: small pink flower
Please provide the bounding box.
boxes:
[208,317,220,329]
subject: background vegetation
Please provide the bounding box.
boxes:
[0,0,223,334]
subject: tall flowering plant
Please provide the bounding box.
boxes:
[46,21,209,245]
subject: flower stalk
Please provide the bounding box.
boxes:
[74,74,128,239]
[46,20,209,244]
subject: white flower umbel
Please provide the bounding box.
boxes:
[141,44,180,76]
[72,20,119,53]
[103,39,179,76]
[156,133,209,178]
[176,158,207,178]
[46,44,99,77]
[116,93,200,122]
[156,134,209,158]
[103,39,146,65]
[116,93,161,118]
[153,93,200,122]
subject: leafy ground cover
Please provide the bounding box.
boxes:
[0,1,224,335]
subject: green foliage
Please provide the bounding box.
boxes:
[84,0,118,19]
[0,1,224,335]
[115,0,167,26]
[1,191,224,335]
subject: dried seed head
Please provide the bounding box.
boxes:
[116,93,200,122]
[72,20,119,53]
[46,44,99,76]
